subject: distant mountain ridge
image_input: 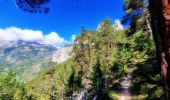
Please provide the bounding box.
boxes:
[0,40,72,81]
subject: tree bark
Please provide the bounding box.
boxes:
[149,0,170,99]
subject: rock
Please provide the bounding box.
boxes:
[114,19,124,30]
[52,46,72,64]
[97,19,124,31]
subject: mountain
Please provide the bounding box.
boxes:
[0,40,72,81]
[52,45,72,64]
[114,19,124,30]
[97,19,124,31]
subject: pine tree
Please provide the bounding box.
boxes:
[123,0,151,35]
[149,0,170,98]
[91,58,104,92]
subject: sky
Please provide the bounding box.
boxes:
[0,0,124,47]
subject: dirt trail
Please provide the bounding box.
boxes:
[118,67,134,100]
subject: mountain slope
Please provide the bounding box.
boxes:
[52,46,72,64]
[0,40,63,80]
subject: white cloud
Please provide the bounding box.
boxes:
[0,27,43,41]
[44,32,64,46]
[0,27,68,47]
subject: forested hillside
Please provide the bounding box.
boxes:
[0,0,167,99]
[0,18,163,99]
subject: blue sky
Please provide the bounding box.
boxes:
[0,0,124,46]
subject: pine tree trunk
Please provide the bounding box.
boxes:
[149,0,170,99]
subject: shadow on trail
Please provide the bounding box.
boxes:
[130,57,164,99]
[100,57,164,100]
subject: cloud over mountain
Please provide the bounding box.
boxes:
[0,27,66,47]
[44,32,65,47]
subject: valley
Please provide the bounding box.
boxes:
[0,40,71,81]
